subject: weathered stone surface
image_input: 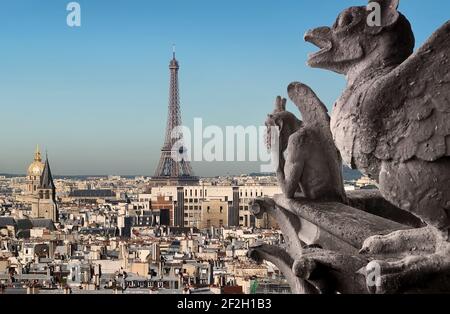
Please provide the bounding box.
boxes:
[247,244,318,294]
[292,248,369,294]
[274,194,408,253]
[346,190,425,228]
[251,198,304,259]
[250,194,450,294]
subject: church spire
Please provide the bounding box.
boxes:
[40,155,55,190]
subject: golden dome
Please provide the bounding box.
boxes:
[27,145,45,176]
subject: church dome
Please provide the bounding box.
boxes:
[27,146,45,176]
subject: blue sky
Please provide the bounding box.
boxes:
[0,0,449,176]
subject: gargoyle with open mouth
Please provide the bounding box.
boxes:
[304,0,450,293]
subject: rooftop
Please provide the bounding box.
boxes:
[69,190,116,198]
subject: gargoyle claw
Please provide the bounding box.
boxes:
[360,227,437,256]
[362,254,450,294]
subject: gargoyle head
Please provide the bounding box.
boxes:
[265,96,303,151]
[304,0,415,75]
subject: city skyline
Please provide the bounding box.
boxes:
[1,0,449,176]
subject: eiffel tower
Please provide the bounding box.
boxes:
[151,48,199,187]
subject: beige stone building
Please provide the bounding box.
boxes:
[200,200,228,229]
[150,184,281,228]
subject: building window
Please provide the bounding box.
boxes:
[220,206,223,213]
[207,206,210,213]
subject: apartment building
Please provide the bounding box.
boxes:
[148,184,281,228]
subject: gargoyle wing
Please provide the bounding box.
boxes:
[372,21,450,162]
[287,82,331,132]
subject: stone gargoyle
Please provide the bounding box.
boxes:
[250,90,349,294]
[264,90,346,203]
[303,0,450,292]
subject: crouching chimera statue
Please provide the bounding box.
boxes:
[249,0,450,294]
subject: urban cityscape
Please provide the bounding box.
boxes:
[0,51,373,295]
[3,0,446,302]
